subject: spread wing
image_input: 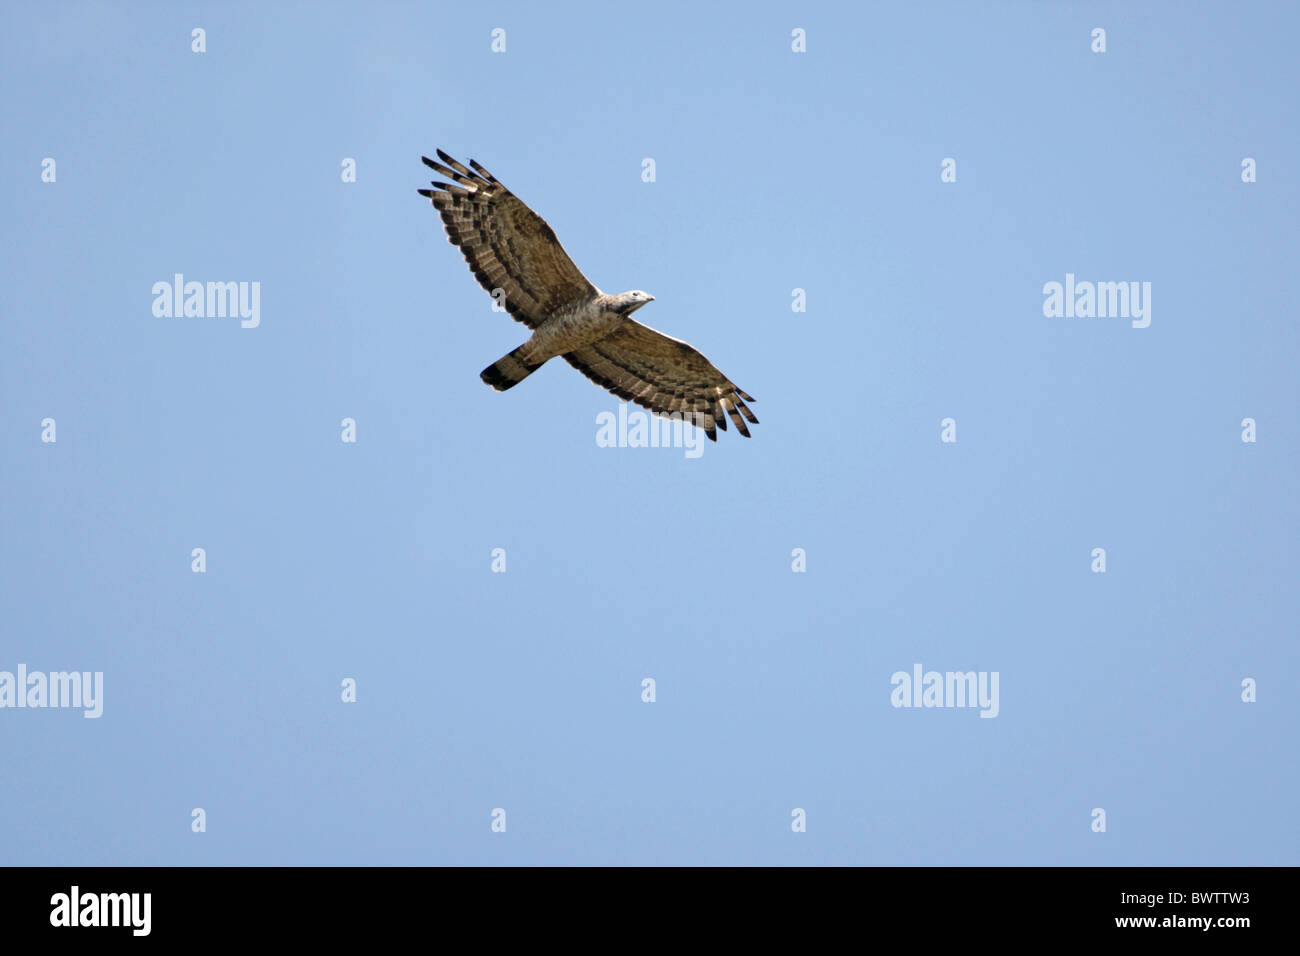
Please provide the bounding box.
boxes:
[418,150,597,329]
[565,319,758,441]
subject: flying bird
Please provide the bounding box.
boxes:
[418,150,757,441]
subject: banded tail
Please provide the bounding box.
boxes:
[481,346,543,391]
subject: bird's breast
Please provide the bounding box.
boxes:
[533,304,624,359]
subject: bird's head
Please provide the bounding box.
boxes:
[613,290,655,314]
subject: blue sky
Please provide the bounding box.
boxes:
[2,1,1296,865]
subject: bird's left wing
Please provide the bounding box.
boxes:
[564,319,757,442]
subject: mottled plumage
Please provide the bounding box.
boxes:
[418,150,757,440]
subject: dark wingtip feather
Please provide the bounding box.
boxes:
[435,149,475,179]
[723,399,749,437]
[416,188,433,197]
[469,158,499,183]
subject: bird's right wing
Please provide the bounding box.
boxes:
[419,150,597,329]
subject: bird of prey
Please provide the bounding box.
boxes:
[417,150,757,441]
